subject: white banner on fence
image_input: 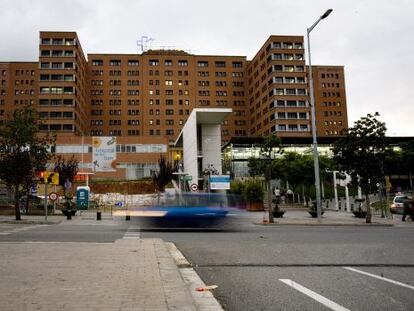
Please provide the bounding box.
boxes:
[92,136,117,172]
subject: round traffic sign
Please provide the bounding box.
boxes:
[190,183,198,192]
[49,192,58,201]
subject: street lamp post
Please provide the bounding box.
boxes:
[307,9,333,222]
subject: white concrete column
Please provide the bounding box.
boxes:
[345,185,350,212]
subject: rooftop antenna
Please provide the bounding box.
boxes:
[137,35,155,53]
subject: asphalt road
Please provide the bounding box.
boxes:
[139,218,414,311]
[1,216,413,310]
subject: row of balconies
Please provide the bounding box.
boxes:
[270,42,304,50]
[269,88,307,96]
[269,65,305,73]
[269,100,309,109]
[40,38,76,46]
[270,112,310,120]
[40,62,75,69]
[271,124,310,132]
[40,50,75,57]
[268,53,304,62]
[268,76,306,85]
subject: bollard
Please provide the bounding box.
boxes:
[97,211,102,221]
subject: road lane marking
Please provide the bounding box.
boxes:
[343,267,414,290]
[279,279,350,311]
[122,226,141,239]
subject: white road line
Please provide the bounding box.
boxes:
[122,226,140,239]
[344,267,414,290]
[279,279,350,311]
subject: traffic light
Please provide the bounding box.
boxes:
[37,171,46,183]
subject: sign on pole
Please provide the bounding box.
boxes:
[209,175,230,190]
[49,192,58,201]
[190,183,198,192]
[92,136,117,172]
[42,172,59,185]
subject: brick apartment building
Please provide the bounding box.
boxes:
[0,32,348,179]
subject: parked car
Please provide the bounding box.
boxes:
[390,195,412,214]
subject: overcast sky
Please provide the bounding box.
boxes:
[1,0,413,136]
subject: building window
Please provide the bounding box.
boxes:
[109,60,121,66]
[178,60,188,67]
[197,71,209,77]
[197,61,209,67]
[149,59,159,66]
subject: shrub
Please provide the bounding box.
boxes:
[230,180,245,195]
[243,179,264,203]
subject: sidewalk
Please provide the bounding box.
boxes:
[0,211,223,311]
[0,214,64,224]
[0,210,112,224]
[0,237,221,311]
[248,205,401,226]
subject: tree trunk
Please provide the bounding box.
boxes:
[268,179,274,223]
[14,185,21,221]
[365,193,372,223]
[25,188,30,215]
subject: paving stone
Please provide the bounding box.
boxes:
[0,238,197,310]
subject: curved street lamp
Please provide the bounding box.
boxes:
[307,9,333,222]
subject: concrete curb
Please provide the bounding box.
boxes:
[0,219,61,225]
[166,242,224,311]
[253,221,394,227]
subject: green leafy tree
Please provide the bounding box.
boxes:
[53,155,79,208]
[53,155,79,190]
[152,155,173,203]
[273,152,334,205]
[0,107,54,220]
[248,135,282,223]
[401,140,414,189]
[274,152,307,193]
[333,113,387,223]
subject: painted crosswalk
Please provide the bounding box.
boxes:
[122,226,141,239]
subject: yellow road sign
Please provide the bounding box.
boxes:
[43,172,59,185]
